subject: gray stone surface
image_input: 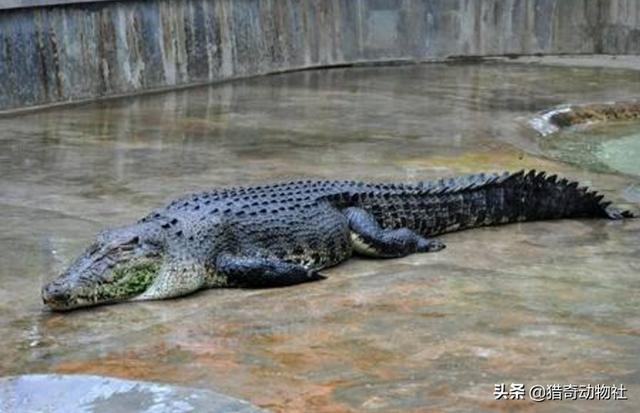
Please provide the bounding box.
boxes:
[0,1,115,12]
[0,0,639,112]
[496,54,640,71]
[0,374,266,413]
[604,0,640,54]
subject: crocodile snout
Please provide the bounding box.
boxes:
[42,281,72,310]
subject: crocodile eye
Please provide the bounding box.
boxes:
[117,236,141,251]
[86,243,100,255]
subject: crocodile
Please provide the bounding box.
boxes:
[41,170,633,311]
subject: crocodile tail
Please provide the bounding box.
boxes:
[498,170,634,221]
[412,170,633,236]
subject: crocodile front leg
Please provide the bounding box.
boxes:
[216,253,326,288]
[345,207,445,258]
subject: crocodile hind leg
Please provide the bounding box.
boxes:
[344,207,445,258]
[215,253,326,288]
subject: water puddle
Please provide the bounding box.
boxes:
[538,122,640,177]
[597,131,640,176]
[0,374,264,413]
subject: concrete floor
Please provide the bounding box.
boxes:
[0,62,638,412]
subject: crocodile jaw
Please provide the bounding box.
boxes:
[42,224,166,311]
[134,259,209,301]
[42,257,163,311]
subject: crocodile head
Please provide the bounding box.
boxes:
[42,224,167,311]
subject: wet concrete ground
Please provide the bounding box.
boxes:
[0,62,639,412]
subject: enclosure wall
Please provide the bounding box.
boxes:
[1,0,639,111]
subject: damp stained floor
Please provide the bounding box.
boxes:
[0,62,639,412]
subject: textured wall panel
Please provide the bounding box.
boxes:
[0,0,637,111]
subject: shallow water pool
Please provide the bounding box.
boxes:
[0,63,639,412]
[539,121,640,178]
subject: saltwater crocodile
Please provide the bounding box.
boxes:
[42,170,633,311]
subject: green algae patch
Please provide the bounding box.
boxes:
[97,260,161,301]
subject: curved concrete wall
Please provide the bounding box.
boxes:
[604,0,640,54]
[0,0,638,112]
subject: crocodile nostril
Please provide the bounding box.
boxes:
[41,282,70,305]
